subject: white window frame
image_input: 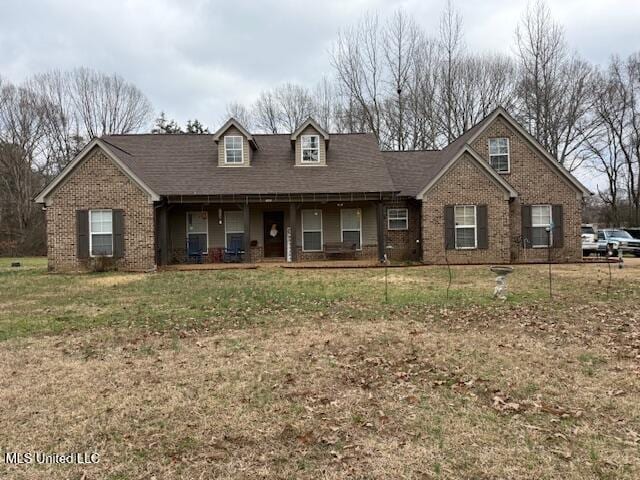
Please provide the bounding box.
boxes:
[301,209,323,252]
[224,210,245,248]
[488,137,510,174]
[301,135,320,164]
[387,208,408,230]
[531,204,552,248]
[186,211,209,251]
[340,208,362,251]
[89,209,113,257]
[224,135,244,164]
[454,205,477,250]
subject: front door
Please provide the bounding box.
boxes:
[263,211,285,258]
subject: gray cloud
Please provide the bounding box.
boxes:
[1,0,638,136]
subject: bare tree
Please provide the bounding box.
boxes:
[28,71,84,177]
[383,9,419,149]
[331,13,384,141]
[253,91,280,133]
[225,102,254,130]
[404,35,440,149]
[0,83,47,247]
[515,0,597,171]
[273,83,315,132]
[69,68,153,138]
[585,74,624,225]
[437,0,464,143]
[312,77,339,132]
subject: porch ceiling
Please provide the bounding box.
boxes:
[164,192,398,204]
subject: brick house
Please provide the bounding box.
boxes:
[35,107,590,272]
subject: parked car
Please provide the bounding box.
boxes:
[581,224,598,256]
[624,227,640,240]
[596,228,640,257]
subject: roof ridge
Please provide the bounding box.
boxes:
[100,138,134,156]
[104,133,213,137]
[382,149,442,153]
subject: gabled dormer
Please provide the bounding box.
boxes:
[291,118,329,166]
[213,118,258,167]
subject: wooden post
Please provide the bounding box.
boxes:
[243,203,251,262]
[376,202,385,262]
[289,203,297,262]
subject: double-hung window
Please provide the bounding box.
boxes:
[454,205,477,249]
[302,209,323,251]
[224,136,243,164]
[488,138,510,173]
[301,135,320,163]
[186,211,208,254]
[89,209,113,256]
[387,208,408,230]
[531,205,552,247]
[224,211,245,248]
[341,208,362,250]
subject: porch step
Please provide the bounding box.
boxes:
[258,257,287,263]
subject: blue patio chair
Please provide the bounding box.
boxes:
[186,235,206,264]
[223,233,245,263]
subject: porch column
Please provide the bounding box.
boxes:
[376,201,385,262]
[158,205,169,266]
[243,203,251,262]
[289,203,298,262]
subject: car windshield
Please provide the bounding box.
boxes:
[608,230,633,239]
[581,226,594,234]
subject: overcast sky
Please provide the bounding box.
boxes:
[2,0,639,125]
[1,0,639,187]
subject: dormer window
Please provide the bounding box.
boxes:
[301,135,320,163]
[224,136,243,164]
[488,138,509,173]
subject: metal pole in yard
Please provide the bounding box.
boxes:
[384,253,388,303]
[546,226,552,300]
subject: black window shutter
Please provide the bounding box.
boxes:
[76,210,89,259]
[113,209,125,258]
[444,205,455,250]
[552,205,564,248]
[477,205,488,249]
[521,205,532,249]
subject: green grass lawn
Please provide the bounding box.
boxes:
[1,257,635,342]
[0,258,638,479]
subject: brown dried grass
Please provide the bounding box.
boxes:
[1,300,638,479]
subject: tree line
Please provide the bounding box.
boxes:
[1,0,638,255]
[221,1,639,227]
[0,69,152,254]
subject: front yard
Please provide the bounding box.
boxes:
[0,258,639,479]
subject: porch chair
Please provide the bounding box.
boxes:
[186,236,205,264]
[223,233,245,263]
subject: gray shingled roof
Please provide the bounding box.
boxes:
[101,115,491,199]
[382,114,497,196]
[101,132,396,196]
[382,150,444,197]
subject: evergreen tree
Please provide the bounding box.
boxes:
[151,112,182,134]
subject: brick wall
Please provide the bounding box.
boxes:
[45,147,156,272]
[383,199,421,261]
[421,153,511,264]
[470,117,583,262]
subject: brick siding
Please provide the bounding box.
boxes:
[421,153,511,264]
[470,118,582,262]
[383,199,421,261]
[45,147,156,272]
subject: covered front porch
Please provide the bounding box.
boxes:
[155,194,392,266]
